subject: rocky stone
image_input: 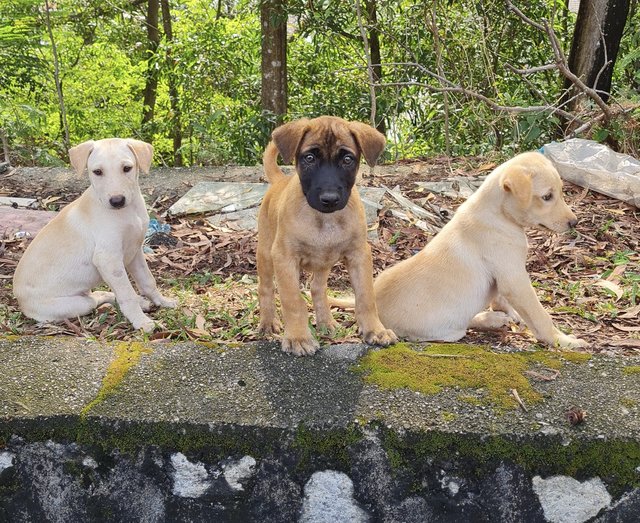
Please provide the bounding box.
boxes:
[532,475,612,523]
[300,470,369,523]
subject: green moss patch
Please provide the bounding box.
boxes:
[623,366,640,375]
[358,343,590,409]
[381,427,640,497]
[81,342,152,416]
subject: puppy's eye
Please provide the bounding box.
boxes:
[92,169,103,176]
[542,192,553,201]
[303,153,316,164]
[343,155,355,166]
[123,165,132,173]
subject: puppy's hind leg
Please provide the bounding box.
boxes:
[90,291,116,307]
[310,267,338,334]
[256,245,282,335]
[490,294,522,324]
[469,311,513,331]
[28,293,112,322]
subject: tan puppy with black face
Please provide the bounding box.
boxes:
[13,138,176,331]
[257,116,397,356]
[332,152,587,349]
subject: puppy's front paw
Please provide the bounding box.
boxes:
[316,318,339,336]
[363,328,398,347]
[281,335,319,356]
[258,316,282,336]
[157,295,177,309]
[139,297,152,312]
[555,333,588,349]
[133,316,156,333]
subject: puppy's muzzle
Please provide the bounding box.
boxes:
[303,166,351,213]
[109,195,126,209]
[319,190,341,209]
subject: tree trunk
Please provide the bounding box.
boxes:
[563,0,630,109]
[0,128,10,164]
[365,0,385,135]
[260,0,287,123]
[142,0,160,141]
[161,0,182,166]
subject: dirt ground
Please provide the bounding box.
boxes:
[1,156,638,355]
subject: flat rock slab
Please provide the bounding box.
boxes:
[204,186,386,232]
[172,181,386,224]
[415,176,486,199]
[0,196,37,209]
[168,182,269,217]
[0,207,58,238]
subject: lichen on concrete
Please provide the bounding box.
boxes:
[81,342,152,416]
[357,342,591,409]
[623,365,640,375]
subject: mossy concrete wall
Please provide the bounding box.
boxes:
[1,336,639,522]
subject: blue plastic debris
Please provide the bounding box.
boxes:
[144,218,175,253]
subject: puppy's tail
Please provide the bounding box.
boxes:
[327,295,356,310]
[263,141,286,184]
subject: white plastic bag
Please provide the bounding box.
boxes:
[542,138,640,207]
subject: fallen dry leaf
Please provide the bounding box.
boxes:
[594,280,624,301]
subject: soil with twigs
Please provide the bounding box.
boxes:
[1,156,638,355]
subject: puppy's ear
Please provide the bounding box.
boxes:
[126,139,154,174]
[271,119,310,164]
[68,141,95,175]
[501,166,533,206]
[349,121,386,167]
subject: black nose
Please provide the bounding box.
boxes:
[109,195,126,208]
[568,218,578,228]
[319,191,340,207]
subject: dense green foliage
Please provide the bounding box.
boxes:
[1,0,638,166]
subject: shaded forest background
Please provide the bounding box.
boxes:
[1,0,639,167]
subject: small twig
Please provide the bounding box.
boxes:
[505,62,558,75]
[419,353,473,359]
[63,319,84,336]
[524,368,560,381]
[511,388,528,412]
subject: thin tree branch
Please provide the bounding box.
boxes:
[375,80,579,122]
[505,63,558,74]
[506,1,613,122]
[355,0,377,127]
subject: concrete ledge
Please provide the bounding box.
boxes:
[1,336,639,521]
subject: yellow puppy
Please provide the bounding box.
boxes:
[13,138,176,331]
[332,152,587,348]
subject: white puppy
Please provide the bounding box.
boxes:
[13,138,176,331]
[332,152,588,349]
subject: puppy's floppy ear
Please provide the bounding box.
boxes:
[126,139,154,174]
[271,119,310,164]
[348,121,386,167]
[501,166,533,206]
[68,140,95,175]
